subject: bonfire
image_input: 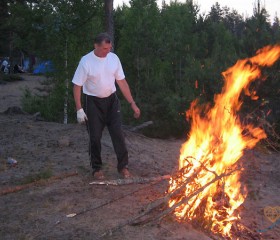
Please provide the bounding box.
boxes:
[168,45,280,238]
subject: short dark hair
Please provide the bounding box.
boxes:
[94,32,111,45]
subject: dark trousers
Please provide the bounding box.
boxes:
[84,93,128,172]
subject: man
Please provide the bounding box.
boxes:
[72,32,140,180]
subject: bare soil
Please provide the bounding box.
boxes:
[0,74,279,240]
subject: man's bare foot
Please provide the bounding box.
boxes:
[119,168,132,179]
[92,170,105,180]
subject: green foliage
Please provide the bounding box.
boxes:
[115,0,280,138]
[2,0,279,138]
[8,0,104,123]
[22,76,75,122]
[0,73,24,82]
[20,168,53,185]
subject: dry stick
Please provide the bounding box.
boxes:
[130,169,238,227]
[130,121,153,131]
[98,178,191,238]
[98,200,161,239]
[137,165,205,213]
[259,118,280,152]
[264,138,280,152]
[39,176,170,240]
[245,110,280,152]
[70,176,171,218]
[98,167,209,238]
[235,222,263,240]
[91,162,204,222]
[164,160,241,208]
[185,156,219,177]
[0,172,78,196]
[135,162,218,216]
[99,162,240,238]
[89,175,170,186]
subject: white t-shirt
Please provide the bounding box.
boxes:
[72,51,125,98]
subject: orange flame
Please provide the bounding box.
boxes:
[168,45,280,237]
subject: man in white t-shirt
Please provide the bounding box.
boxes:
[72,32,140,179]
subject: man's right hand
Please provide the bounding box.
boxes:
[77,108,88,123]
[131,102,141,119]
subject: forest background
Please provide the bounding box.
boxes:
[0,0,279,139]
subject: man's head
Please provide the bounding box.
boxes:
[94,32,112,58]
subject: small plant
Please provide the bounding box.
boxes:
[0,73,24,82]
[21,88,42,114]
[20,168,53,185]
[21,78,76,123]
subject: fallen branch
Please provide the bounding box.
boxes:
[264,138,280,152]
[99,167,239,238]
[89,175,170,186]
[243,108,280,152]
[0,172,78,196]
[259,118,280,152]
[235,222,263,240]
[99,200,160,238]
[131,169,238,226]
[93,166,202,236]
[65,175,171,220]
[130,121,153,131]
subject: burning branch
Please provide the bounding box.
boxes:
[99,166,240,238]
[132,165,239,226]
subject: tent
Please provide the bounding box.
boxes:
[33,61,54,74]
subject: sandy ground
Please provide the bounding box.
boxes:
[0,74,46,112]
[0,74,279,240]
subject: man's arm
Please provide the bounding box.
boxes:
[116,79,141,118]
[73,84,83,111]
[73,84,87,123]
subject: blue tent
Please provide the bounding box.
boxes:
[33,61,54,74]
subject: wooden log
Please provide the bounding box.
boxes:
[130,121,153,131]
[66,178,166,219]
[132,169,238,226]
[99,169,238,237]
[89,175,170,186]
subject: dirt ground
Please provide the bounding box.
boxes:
[0,74,279,240]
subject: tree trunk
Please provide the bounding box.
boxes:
[64,38,68,124]
[0,0,9,56]
[104,0,114,51]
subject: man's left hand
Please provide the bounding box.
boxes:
[131,102,140,118]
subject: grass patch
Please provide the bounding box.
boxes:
[20,168,53,185]
[77,165,88,174]
[0,79,7,85]
[0,73,24,82]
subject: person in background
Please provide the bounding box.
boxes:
[72,32,140,180]
[14,63,25,73]
[1,58,9,73]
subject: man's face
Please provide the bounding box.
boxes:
[94,41,112,57]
